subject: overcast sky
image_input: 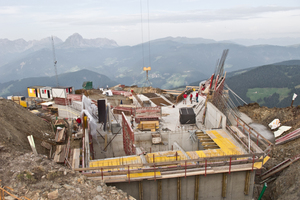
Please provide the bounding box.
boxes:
[1,0,300,46]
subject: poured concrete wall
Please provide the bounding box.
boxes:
[94,131,200,159]
[110,170,255,200]
[204,102,226,129]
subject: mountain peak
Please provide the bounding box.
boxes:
[61,33,118,49]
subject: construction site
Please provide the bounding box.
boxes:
[2,50,300,200]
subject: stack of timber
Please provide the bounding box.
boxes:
[55,127,66,143]
[138,121,159,131]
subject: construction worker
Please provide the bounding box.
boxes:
[130,115,134,129]
[183,93,187,104]
[196,92,199,103]
[190,93,193,104]
[76,116,81,130]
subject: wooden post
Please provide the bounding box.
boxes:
[157,180,162,200]
[177,177,181,200]
[128,166,130,184]
[244,171,250,195]
[229,157,232,174]
[252,155,255,171]
[194,175,200,200]
[222,173,227,198]
[185,160,187,178]
[139,181,143,200]
[154,163,156,181]
[205,159,207,176]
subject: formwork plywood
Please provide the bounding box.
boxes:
[142,93,158,98]
[149,97,171,106]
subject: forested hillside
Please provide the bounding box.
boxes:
[225,60,300,108]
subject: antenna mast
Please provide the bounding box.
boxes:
[51,36,59,86]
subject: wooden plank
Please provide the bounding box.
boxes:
[54,145,66,163]
[72,149,81,169]
[27,135,38,155]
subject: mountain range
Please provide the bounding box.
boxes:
[1,33,300,91]
[0,69,117,98]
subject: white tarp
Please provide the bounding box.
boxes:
[293,93,297,100]
[274,126,292,138]
[268,119,281,130]
[81,95,100,146]
[102,90,113,96]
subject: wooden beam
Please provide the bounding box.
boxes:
[139,181,143,200]
[177,177,181,200]
[27,135,38,155]
[222,173,227,198]
[157,179,162,200]
[244,171,250,195]
[194,175,199,200]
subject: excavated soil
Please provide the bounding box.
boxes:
[0,99,130,199]
[0,99,55,154]
[238,103,300,200]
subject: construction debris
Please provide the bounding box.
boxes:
[275,128,300,145]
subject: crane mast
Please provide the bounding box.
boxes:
[51,36,59,87]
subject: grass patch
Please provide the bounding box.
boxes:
[247,88,291,103]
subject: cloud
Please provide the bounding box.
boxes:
[0,6,20,15]
[39,5,300,27]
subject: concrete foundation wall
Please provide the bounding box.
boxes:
[93,131,199,160]
[110,170,255,200]
[204,102,226,129]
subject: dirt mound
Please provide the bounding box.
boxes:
[0,149,129,200]
[0,99,54,154]
[0,99,129,199]
[238,103,300,200]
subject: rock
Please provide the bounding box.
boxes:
[63,184,74,190]
[52,183,61,189]
[64,170,67,175]
[48,189,59,199]
[5,196,15,200]
[93,195,103,200]
[76,188,81,193]
[96,186,103,192]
